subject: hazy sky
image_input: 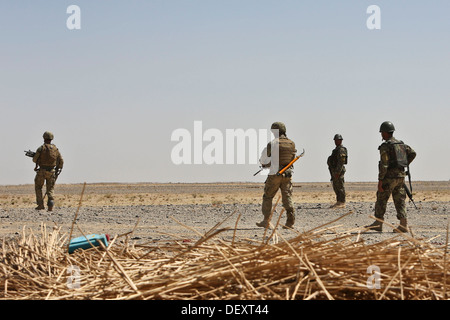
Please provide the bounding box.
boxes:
[1,1,449,185]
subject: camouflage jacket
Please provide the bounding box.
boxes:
[378,137,416,180]
[327,145,347,177]
[33,143,64,170]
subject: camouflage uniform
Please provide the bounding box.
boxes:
[33,132,64,210]
[375,137,416,221]
[257,122,297,228]
[327,136,347,206]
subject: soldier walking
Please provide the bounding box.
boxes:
[256,122,297,229]
[32,131,64,211]
[327,134,348,208]
[365,121,416,233]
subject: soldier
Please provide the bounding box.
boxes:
[256,122,297,229]
[365,121,416,233]
[327,134,348,208]
[32,131,64,211]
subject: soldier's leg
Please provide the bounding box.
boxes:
[338,175,346,203]
[258,175,281,227]
[280,176,295,227]
[374,179,393,220]
[332,178,339,202]
[330,176,345,207]
[45,171,56,211]
[34,170,45,209]
[391,178,408,233]
[367,179,393,231]
[392,179,407,219]
[334,175,346,205]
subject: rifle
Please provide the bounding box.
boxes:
[404,183,418,209]
[24,150,36,157]
[253,167,264,176]
[405,165,418,209]
[277,149,305,176]
[54,168,62,181]
[25,150,39,171]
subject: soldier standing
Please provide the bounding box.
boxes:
[365,121,416,233]
[32,131,64,211]
[327,134,348,208]
[256,122,297,229]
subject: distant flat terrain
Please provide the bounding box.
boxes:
[0,181,448,245]
[0,181,448,208]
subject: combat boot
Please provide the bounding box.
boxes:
[47,200,54,212]
[256,218,270,228]
[283,213,295,229]
[393,218,408,233]
[330,202,345,209]
[35,205,45,210]
[335,202,345,208]
[329,202,338,208]
[365,219,383,232]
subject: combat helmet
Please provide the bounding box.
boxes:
[333,134,343,140]
[43,131,54,140]
[271,122,286,135]
[379,121,395,133]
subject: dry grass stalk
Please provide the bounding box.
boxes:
[1,212,450,300]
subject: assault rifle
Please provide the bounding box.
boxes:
[25,149,39,171]
[404,183,417,209]
[277,149,305,176]
[24,150,36,158]
[253,167,265,176]
[405,166,418,209]
[253,149,305,176]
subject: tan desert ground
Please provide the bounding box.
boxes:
[0,181,448,241]
[1,180,449,208]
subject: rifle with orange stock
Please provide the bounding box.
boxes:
[254,149,305,176]
[277,149,305,176]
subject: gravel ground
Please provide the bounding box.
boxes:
[0,200,448,246]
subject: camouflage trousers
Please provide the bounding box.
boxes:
[375,177,407,220]
[262,174,294,220]
[332,174,346,203]
[35,169,56,206]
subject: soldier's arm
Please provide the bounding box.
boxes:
[407,146,416,165]
[56,152,64,170]
[378,144,389,181]
[292,142,297,162]
[32,146,42,164]
[259,146,271,167]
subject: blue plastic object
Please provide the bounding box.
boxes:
[68,234,110,254]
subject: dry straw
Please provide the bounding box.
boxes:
[0,186,449,300]
[0,212,449,300]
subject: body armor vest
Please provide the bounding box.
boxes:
[38,144,59,168]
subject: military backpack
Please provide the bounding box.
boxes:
[386,140,409,169]
[39,144,59,167]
